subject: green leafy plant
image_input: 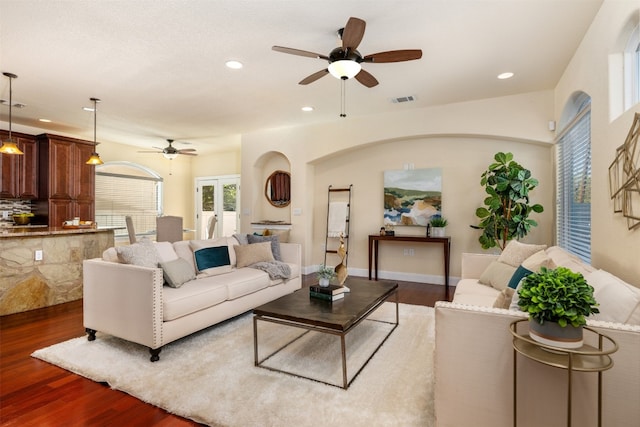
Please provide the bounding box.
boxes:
[517,267,599,327]
[473,152,544,250]
[316,264,337,280]
[429,216,448,227]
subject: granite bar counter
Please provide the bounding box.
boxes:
[0,227,116,315]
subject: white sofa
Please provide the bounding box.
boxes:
[83,236,301,361]
[434,245,640,427]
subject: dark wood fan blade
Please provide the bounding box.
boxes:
[299,69,329,85]
[355,69,379,88]
[138,150,161,153]
[342,17,366,50]
[272,46,329,60]
[363,49,423,63]
[179,152,198,156]
[177,148,196,152]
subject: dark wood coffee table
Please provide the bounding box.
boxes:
[253,277,398,389]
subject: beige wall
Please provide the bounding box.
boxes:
[241,90,556,281]
[555,1,640,286]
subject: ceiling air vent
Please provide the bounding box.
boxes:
[391,95,416,104]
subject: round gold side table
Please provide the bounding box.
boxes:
[509,319,618,427]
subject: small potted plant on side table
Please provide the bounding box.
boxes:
[517,266,599,349]
[317,264,337,288]
[429,216,448,237]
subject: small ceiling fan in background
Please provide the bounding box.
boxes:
[272,16,422,88]
[138,139,197,159]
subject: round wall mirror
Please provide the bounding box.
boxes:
[265,170,291,207]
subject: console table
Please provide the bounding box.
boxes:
[368,234,451,292]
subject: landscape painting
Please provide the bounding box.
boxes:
[383,168,442,226]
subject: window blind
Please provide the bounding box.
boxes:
[95,171,161,237]
[556,105,591,263]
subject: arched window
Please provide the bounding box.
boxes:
[556,92,591,263]
[95,161,163,240]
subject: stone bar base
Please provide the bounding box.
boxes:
[0,230,114,315]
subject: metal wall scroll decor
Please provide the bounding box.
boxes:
[608,112,640,230]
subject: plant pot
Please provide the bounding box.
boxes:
[528,318,583,349]
[431,227,445,237]
[318,277,330,287]
[13,216,31,226]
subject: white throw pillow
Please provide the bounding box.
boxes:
[479,261,517,291]
[498,240,547,268]
[586,269,640,325]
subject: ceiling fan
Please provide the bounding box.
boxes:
[272,17,422,88]
[138,139,197,159]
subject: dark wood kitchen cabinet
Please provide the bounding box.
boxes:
[0,131,38,199]
[36,134,95,226]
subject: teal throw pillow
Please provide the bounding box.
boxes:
[193,245,232,276]
[508,265,533,289]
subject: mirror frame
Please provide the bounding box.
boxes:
[265,170,291,207]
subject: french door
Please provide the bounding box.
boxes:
[195,175,240,239]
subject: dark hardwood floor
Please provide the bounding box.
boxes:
[0,276,452,426]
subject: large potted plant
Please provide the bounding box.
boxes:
[473,152,544,250]
[517,266,599,349]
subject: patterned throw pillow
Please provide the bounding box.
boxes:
[115,240,159,268]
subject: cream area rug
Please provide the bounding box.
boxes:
[32,302,435,427]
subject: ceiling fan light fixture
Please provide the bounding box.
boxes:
[328,60,361,80]
[163,152,179,160]
[0,72,24,155]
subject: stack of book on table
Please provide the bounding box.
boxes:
[309,284,346,301]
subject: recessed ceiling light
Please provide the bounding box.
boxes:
[497,72,514,80]
[225,60,243,69]
[38,118,51,123]
[301,106,314,112]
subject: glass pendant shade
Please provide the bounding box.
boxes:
[163,152,179,160]
[86,97,104,165]
[0,141,24,155]
[328,60,362,80]
[1,72,24,155]
[86,152,104,165]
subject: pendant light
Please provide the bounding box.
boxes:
[85,97,104,165]
[0,72,24,155]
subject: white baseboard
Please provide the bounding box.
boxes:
[304,265,460,286]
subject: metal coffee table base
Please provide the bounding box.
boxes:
[253,299,399,389]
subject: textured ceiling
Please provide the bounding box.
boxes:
[0,0,603,154]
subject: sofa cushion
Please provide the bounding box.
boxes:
[190,242,232,276]
[234,241,275,268]
[586,269,640,325]
[160,258,196,288]
[102,247,119,263]
[479,261,517,291]
[115,240,159,268]
[247,234,282,261]
[162,279,228,321]
[225,268,271,299]
[545,246,594,276]
[498,240,547,268]
[453,279,501,306]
